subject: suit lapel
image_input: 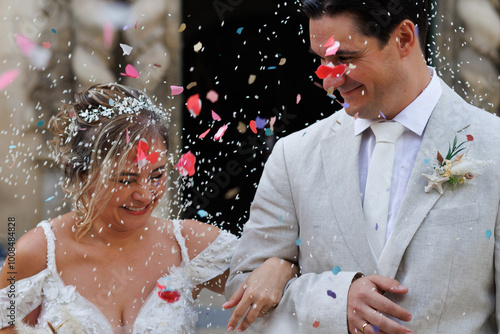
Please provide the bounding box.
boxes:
[378,86,472,278]
[320,112,378,274]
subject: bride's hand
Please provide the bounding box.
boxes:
[222,257,299,332]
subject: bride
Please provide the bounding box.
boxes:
[0,83,297,333]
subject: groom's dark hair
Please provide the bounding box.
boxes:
[301,0,432,52]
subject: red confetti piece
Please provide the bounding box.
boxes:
[153,63,161,68]
[176,151,196,177]
[212,110,221,121]
[0,69,20,91]
[315,64,347,80]
[466,134,474,142]
[323,35,335,48]
[121,64,139,78]
[214,124,228,141]
[171,85,184,96]
[313,321,320,328]
[156,283,181,303]
[199,128,210,139]
[42,42,51,49]
[206,90,219,103]
[146,151,159,164]
[135,20,139,29]
[186,94,202,118]
[136,139,149,161]
[249,120,257,134]
[126,129,130,143]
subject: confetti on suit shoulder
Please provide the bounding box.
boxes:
[326,290,336,299]
[331,266,341,275]
[249,120,257,134]
[199,128,210,139]
[296,237,302,246]
[0,69,20,91]
[121,64,139,78]
[120,43,133,56]
[486,230,492,239]
[211,110,221,121]
[206,90,219,103]
[312,321,320,328]
[170,85,184,96]
[466,134,474,142]
[214,124,228,141]
[186,94,202,118]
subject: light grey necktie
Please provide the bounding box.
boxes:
[364,121,405,259]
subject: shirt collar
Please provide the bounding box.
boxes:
[354,66,442,136]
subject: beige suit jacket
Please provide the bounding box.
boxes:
[227,79,500,333]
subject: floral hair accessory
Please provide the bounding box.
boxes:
[156,283,181,303]
[422,135,489,194]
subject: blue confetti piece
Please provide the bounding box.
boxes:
[296,237,302,246]
[486,230,492,239]
[265,128,274,136]
[109,99,114,106]
[279,215,282,222]
[45,196,55,202]
[327,94,336,99]
[255,116,267,129]
[379,110,386,119]
[375,223,378,231]
[326,290,336,299]
[267,66,277,70]
[331,266,341,275]
[51,28,57,34]
[342,103,350,108]
[236,27,244,35]
[37,120,44,127]
[424,158,430,165]
[197,209,208,218]
[302,132,307,137]
[9,145,16,149]
[373,325,380,333]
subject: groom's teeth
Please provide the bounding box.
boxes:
[124,206,147,211]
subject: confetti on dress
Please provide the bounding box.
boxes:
[170,85,184,96]
[486,230,492,239]
[312,321,320,328]
[186,94,202,118]
[214,124,228,141]
[467,134,474,142]
[211,110,221,121]
[206,90,219,103]
[326,290,336,299]
[120,43,133,56]
[176,151,196,177]
[0,69,20,91]
[121,64,139,78]
[331,266,341,275]
[156,284,181,303]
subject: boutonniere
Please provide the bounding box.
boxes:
[422,135,486,194]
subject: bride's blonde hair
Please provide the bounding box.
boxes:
[48,83,169,239]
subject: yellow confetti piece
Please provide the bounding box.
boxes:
[178,23,186,32]
[225,187,240,199]
[279,58,286,66]
[193,41,203,52]
[186,82,197,90]
[248,74,257,85]
[237,121,247,133]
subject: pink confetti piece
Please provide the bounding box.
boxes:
[270,116,276,127]
[126,129,129,143]
[15,34,36,56]
[199,128,210,139]
[42,42,51,49]
[214,124,228,141]
[176,151,196,177]
[466,134,474,142]
[211,110,221,121]
[0,69,20,91]
[9,161,15,169]
[354,112,359,120]
[170,85,184,96]
[296,94,301,104]
[186,94,202,117]
[206,90,219,103]
[103,21,114,49]
[325,41,340,56]
[323,35,335,48]
[121,64,139,78]
[135,20,139,29]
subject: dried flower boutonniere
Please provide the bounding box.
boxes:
[422,135,487,194]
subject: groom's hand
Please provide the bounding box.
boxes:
[347,275,413,334]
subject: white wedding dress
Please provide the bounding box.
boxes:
[0,220,238,333]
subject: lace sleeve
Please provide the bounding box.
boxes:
[183,230,238,286]
[0,269,50,328]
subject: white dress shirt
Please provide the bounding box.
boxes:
[355,67,442,244]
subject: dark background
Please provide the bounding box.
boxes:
[181,0,341,235]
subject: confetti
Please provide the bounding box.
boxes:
[225,187,240,199]
[120,43,133,56]
[255,116,267,129]
[157,283,181,303]
[197,209,208,218]
[126,129,129,143]
[326,290,336,299]
[248,74,257,85]
[15,34,35,56]
[211,110,221,121]
[186,81,197,89]
[265,128,273,136]
[51,28,57,34]
[193,41,203,53]
[45,196,55,202]
[199,128,210,139]
[279,58,286,66]
[178,23,186,32]
[486,230,492,239]
[373,325,380,333]
[424,158,430,165]
[0,69,20,91]
[331,266,341,275]
[206,90,219,103]
[135,20,139,29]
[236,27,244,35]
[379,111,386,119]
[237,122,247,133]
[313,321,320,328]
[296,237,302,246]
[103,21,114,48]
[354,112,359,120]
[170,85,184,96]
[120,64,139,78]
[8,145,16,149]
[176,151,196,177]
[214,124,228,141]
[249,120,257,134]
[186,94,202,118]
[136,139,149,168]
[267,66,277,70]
[375,223,379,231]
[466,134,474,142]
[315,64,347,80]
[296,94,302,104]
[37,120,44,127]
[42,42,50,49]
[342,103,350,108]
[146,152,159,164]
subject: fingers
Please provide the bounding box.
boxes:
[225,285,253,332]
[222,284,245,310]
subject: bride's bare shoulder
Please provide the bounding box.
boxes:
[177,220,221,260]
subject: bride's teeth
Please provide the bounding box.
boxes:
[124,206,147,211]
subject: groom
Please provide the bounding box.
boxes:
[226,0,500,333]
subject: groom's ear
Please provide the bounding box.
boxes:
[393,19,418,58]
